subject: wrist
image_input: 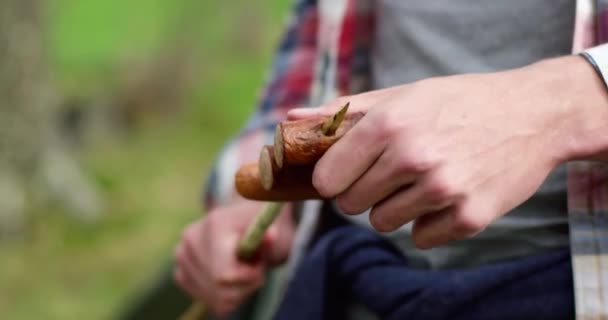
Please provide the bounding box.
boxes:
[526,55,608,163]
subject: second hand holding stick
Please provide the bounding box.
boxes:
[180,103,352,320]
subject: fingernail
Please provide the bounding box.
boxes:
[287,108,317,118]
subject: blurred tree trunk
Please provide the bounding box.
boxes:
[0,0,100,238]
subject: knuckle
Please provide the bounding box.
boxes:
[173,269,186,286]
[412,235,433,250]
[336,195,364,215]
[369,211,398,233]
[373,113,401,140]
[394,154,416,173]
[174,247,187,266]
[394,154,428,174]
[180,225,194,242]
[452,211,486,235]
[214,275,234,286]
[215,270,241,286]
[426,174,461,202]
[393,145,434,175]
[183,242,203,269]
[176,238,199,266]
[312,169,334,197]
[425,179,457,202]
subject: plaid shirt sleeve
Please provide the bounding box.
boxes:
[203,0,318,211]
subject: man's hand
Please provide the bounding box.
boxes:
[289,55,608,249]
[174,201,294,316]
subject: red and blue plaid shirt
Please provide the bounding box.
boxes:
[204,1,608,317]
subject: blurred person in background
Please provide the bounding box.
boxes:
[175,0,608,319]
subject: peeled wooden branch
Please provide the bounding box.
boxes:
[258,145,317,190]
[239,104,360,201]
[235,163,321,201]
[274,111,364,168]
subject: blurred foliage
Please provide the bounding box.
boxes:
[0,1,290,319]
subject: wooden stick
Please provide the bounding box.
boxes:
[237,202,284,261]
[236,163,321,201]
[259,145,280,190]
[274,110,363,168]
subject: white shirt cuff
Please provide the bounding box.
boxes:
[581,43,608,89]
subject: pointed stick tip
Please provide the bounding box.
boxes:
[321,101,350,136]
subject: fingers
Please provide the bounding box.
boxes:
[173,216,267,317]
[313,114,387,197]
[412,202,491,249]
[174,244,214,305]
[369,184,431,232]
[213,280,265,316]
[175,266,237,316]
[410,209,456,249]
[174,263,263,317]
[369,174,456,233]
[336,146,418,215]
[174,266,198,299]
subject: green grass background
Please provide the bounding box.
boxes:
[0,1,290,319]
